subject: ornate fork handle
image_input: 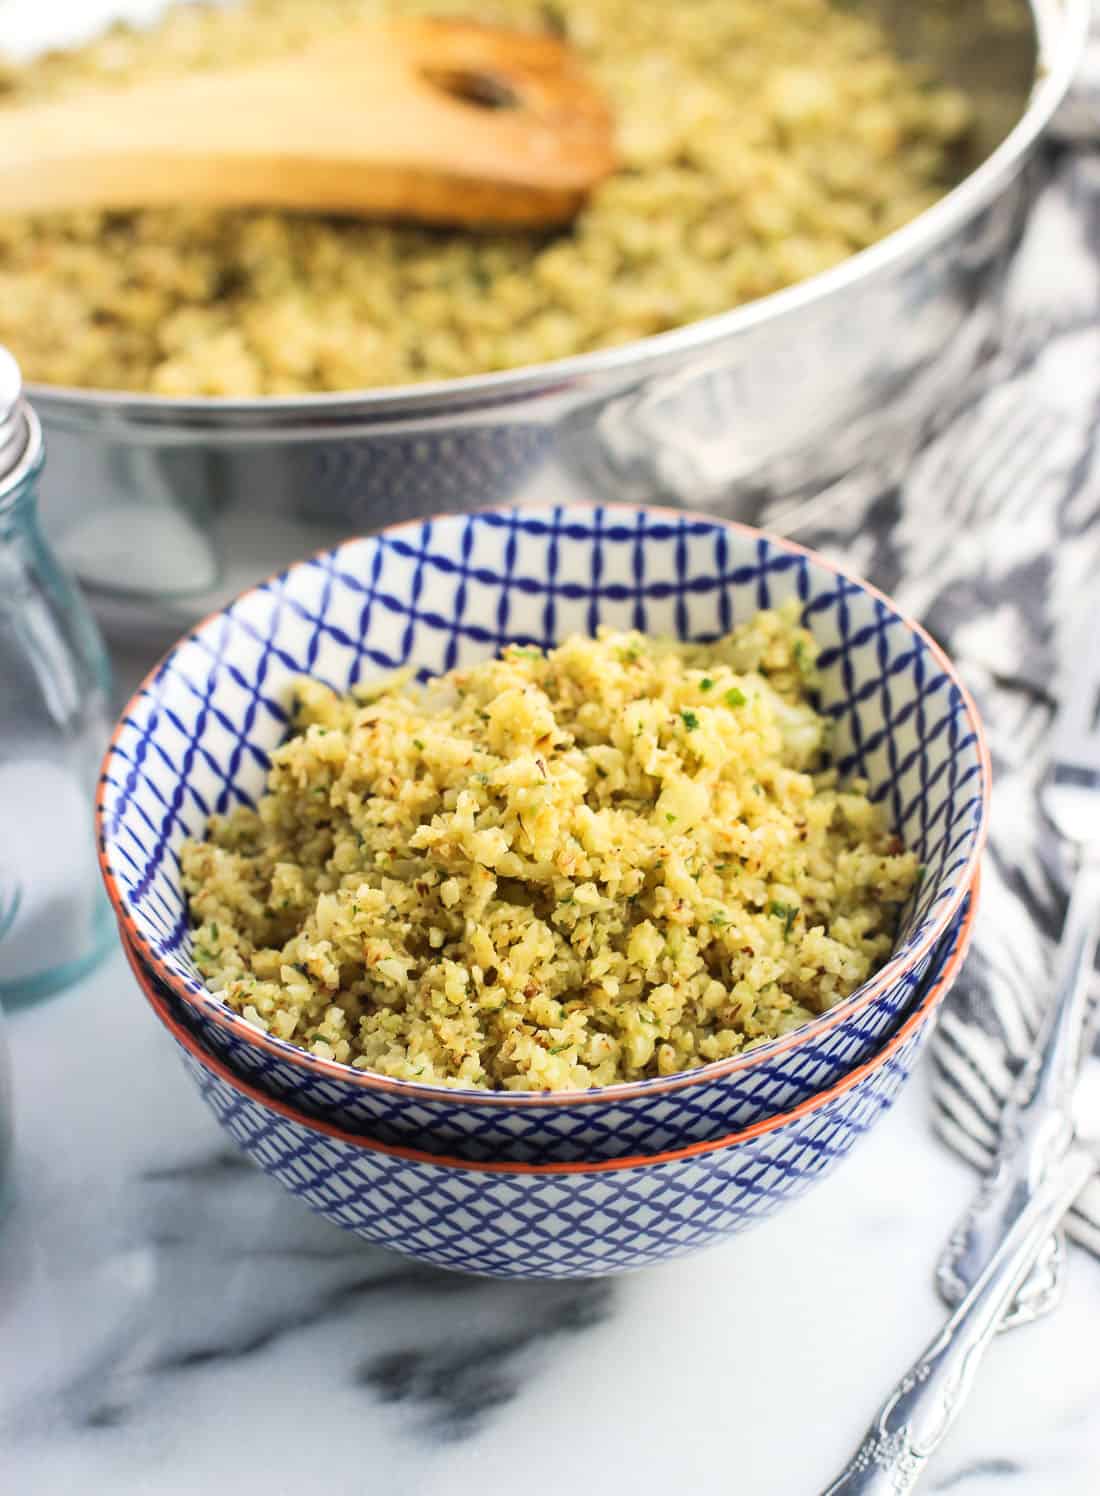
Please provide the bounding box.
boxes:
[824,1144,1095,1495]
[937,845,1100,1326]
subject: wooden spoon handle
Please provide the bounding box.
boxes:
[0,17,616,226]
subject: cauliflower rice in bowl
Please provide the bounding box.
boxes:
[181,603,919,1091]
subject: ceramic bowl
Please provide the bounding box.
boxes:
[98,505,989,1162]
[124,878,975,1164]
[127,883,976,1279]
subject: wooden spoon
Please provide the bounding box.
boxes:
[0,17,616,227]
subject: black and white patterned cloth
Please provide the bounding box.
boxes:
[762,98,1100,1255]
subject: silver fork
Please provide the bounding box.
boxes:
[936,637,1100,1325]
[825,1057,1100,1494]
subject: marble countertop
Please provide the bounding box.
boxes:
[4,3,1100,1488]
[2,945,1099,1496]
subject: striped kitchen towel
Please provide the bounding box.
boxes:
[764,145,1100,1255]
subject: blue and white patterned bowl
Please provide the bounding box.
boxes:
[127,886,971,1165]
[129,885,976,1279]
[99,505,990,1162]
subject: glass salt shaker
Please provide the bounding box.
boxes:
[0,347,114,1005]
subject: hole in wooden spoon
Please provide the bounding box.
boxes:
[421,67,519,110]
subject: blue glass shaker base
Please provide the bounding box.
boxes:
[0,890,114,1009]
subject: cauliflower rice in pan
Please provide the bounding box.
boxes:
[0,0,971,395]
[181,605,920,1091]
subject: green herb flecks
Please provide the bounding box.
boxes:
[770,901,798,938]
[792,639,814,680]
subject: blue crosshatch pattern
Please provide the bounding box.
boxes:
[165,991,936,1280]
[142,893,969,1164]
[101,506,987,1161]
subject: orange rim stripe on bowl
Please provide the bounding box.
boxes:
[121,868,979,1177]
[99,503,991,1108]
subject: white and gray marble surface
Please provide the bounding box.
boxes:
[2,948,1100,1496]
[6,2,1100,1489]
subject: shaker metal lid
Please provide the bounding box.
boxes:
[0,345,35,490]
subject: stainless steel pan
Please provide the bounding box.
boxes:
[24,0,1089,645]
